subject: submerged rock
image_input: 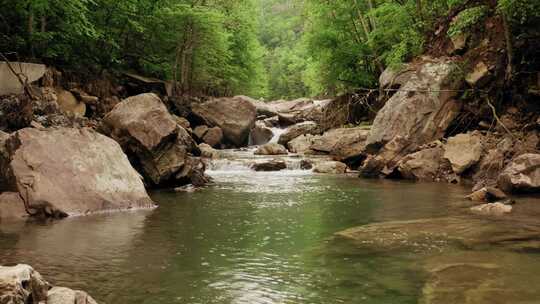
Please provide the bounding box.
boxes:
[191,96,256,146]
[470,202,512,216]
[254,143,288,155]
[498,153,540,193]
[101,93,205,187]
[466,187,507,202]
[336,216,540,253]
[0,127,155,218]
[47,287,98,304]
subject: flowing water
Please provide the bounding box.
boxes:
[1,151,540,303]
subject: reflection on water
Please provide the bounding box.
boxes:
[1,168,539,303]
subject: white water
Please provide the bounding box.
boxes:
[268,127,286,143]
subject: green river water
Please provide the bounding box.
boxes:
[1,152,540,303]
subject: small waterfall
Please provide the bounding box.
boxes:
[269,127,286,143]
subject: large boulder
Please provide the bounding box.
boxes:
[0,264,98,304]
[278,121,319,145]
[498,154,540,193]
[0,192,28,221]
[254,143,288,155]
[101,93,205,187]
[366,57,463,152]
[0,264,49,304]
[443,131,483,174]
[0,128,155,217]
[192,96,256,146]
[202,127,223,148]
[313,161,347,174]
[251,160,287,172]
[250,121,274,145]
[287,134,315,154]
[56,89,86,117]
[47,287,98,304]
[311,127,370,161]
[398,144,444,181]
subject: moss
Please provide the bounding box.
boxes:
[447,6,489,38]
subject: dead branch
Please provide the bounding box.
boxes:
[0,52,37,100]
[486,97,516,139]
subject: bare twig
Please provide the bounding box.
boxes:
[486,97,516,139]
[0,52,37,100]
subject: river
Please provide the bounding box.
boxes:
[1,150,540,303]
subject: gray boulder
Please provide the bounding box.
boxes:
[444,132,483,174]
[254,143,288,155]
[278,121,319,145]
[498,153,540,193]
[367,57,463,152]
[101,93,205,187]
[1,127,155,218]
[192,96,256,146]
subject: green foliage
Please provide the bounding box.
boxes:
[447,6,489,37]
[497,0,540,24]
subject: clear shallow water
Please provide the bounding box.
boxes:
[1,163,539,303]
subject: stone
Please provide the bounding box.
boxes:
[0,264,99,304]
[313,161,347,174]
[173,115,191,130]
[202,127,223,147]
[360,136,410,177]
[56,89,86,117]
[366,58,463,153]
[287,134,315,154]
[444,132,483,174]
[101,93,204,187]
[193,125,209,140]
[199,143,220,159]
[335,216,540,253]
[250,121,274,145]
[47,287,98,304]
[449,33,468,54]
[398,145,444,181]
[470,203,512,216]
[466,187,507,202]
[192,96,256,146]
[278,121,319,145]
[300,159,314,170]
[0,192,28,221]
[254,143,288,155]
[251,160,287,172]
[262,116,280,128]
[378,64,413,89]
[498,153,540,193]
[466,61,490,86]
[473,149,506,189]
[311,127,371,161]
[1,128,155,217]
[0,62,46,95]
[0,264,50,304]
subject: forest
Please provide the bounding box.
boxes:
[2,0,537,100]
[1,0,540,303]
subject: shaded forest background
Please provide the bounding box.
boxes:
[1,0,538,99]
